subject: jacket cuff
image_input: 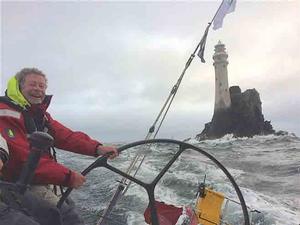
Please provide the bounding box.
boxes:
[63,170,73,187]
[94,143,103,157]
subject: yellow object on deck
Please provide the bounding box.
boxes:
[195,188,225,225]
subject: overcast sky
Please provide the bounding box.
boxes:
[1,1,299,143]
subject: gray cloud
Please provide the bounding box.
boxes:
[1,1,299,142]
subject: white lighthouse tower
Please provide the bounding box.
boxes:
[212,41,231,114]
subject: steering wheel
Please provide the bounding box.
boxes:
[57,139,250,225]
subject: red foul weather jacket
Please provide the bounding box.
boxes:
[0,95,101,187]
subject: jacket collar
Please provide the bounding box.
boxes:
[6,76,30,109]
[28,95,52,115]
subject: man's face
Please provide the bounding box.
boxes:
[21,74,47,104]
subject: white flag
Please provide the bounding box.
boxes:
[213,0,236,30]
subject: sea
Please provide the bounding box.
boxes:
[58,133,300,225]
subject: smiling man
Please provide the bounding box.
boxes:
[0,68,119,225]
[18,72,47,104]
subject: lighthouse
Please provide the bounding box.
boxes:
[203,41,232,138]
[213,41,231,113]
[196,41,275,140]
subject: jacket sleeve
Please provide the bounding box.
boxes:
[46,113,101,157]
[0,106,72,186]
[33,158,72,186]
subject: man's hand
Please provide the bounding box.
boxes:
[69,171,86,189]
[96,145,119,159]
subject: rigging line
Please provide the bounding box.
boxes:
[118,70,190,193]
[114,87,180,185]
[122,48,198,194]
[153,23,212,138]
[98,34,206,225]
[145,92,175,139]
[152,71,187,139]
[131,7,213,154]
[121,144,150,194]
[98,25,210,224]
[153,93,176,139]
[150,39,200,139]
[153,73,185,139]
[144,21,208,140]
[97,2,225,224]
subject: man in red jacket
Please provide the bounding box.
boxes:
[0,68,119,224]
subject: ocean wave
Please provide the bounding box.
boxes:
[60,132,300,225]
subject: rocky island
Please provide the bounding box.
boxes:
[197,41,275,141]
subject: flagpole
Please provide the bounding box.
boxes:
[212,0,225,23]
[150,1,228,133]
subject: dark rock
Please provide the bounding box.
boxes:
[196,122,211,140]
[229,85,241,95]
[274,130,289,136]
[196,86,275,140]
[208,108,232,138]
